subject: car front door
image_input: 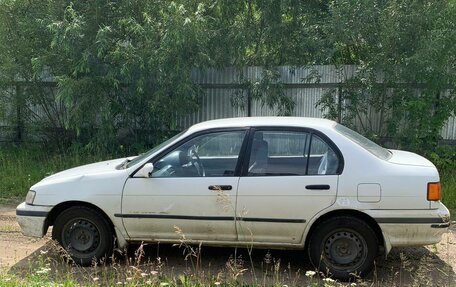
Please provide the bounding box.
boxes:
[236,128,341,245]
[121,129,248,242]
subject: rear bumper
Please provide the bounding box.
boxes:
[430,222,451,229]
[380,221,449,249]
[366,203,451,254]
[16,202,52,238]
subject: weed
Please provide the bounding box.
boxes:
[0,145,114,199]
[2,238,456,286]
[441,171,456,218]
[174,226,203,276]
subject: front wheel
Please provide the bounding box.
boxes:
[308,216,378,281]
[52,206,114,266]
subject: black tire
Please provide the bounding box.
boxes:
[52,206,114,266]
[307,216,378,281]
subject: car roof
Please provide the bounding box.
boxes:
[187,117,337,133]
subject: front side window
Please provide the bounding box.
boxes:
[152,130,246,177]
[125,131,186,168]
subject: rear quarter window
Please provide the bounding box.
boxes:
[335,124,391,160]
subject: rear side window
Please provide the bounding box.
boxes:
[247,130,340,176]
[248,131,308,176]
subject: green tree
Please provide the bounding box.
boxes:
[317,0,456,151]
[37,1,213,149]
[0,0,61,142]
[0,0,455,152]
[0,0,303,149]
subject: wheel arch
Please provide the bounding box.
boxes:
[304,209,384,251]
[46,201,114,233]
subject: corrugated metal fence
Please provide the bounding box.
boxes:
[181,66,347,127]
[183,66,456,141]
[1,65,455,142]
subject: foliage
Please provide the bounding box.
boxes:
[441,170,456,217]
[0,0,455,152]
[426,145,456,174]
[231,68,295,116]
[0,0,62,143]
[1,236,455,286]
[0,145,114,199]
[317,0,456,152]
[0,0,310,150]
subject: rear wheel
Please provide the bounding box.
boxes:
[308,216,378,280]
[52,206,114,266]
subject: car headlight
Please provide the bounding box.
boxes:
[25,190,36,205]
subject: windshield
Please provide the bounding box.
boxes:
[335,124,392,160]
[125,130,186,168]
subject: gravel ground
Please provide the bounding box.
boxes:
[1,204,455,286]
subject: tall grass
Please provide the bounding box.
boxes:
[1,238,454,287]
[0,241,328,287]
[0,145,116,201]
[0,237,384,287]
[441,171,456,217]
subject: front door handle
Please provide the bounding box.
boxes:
[208,185,232,191]
[306,184,330,190]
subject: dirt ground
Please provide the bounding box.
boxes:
[0,205,50,268]
[1,204,455,286]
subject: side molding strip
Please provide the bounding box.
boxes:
[114,213,306,223]
[375,217,444,224]
[16,210,49,217]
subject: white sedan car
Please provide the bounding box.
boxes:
[17,117,450,280]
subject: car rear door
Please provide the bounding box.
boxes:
[236,128,341,245]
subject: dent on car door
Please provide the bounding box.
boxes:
[236,129,340,244]
[120,130,247,242]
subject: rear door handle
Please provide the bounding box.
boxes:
[306,184,330,190]
[208,185,232,191]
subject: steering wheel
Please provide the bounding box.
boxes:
[189,147,205,177]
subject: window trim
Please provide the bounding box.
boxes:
[240,126,344,177]
[130,127,251,178]
[307,133,342,175]
[130,126,345,178]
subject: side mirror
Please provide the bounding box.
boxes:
[136,163,154,178]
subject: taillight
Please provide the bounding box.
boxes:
[427,182,442,201]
